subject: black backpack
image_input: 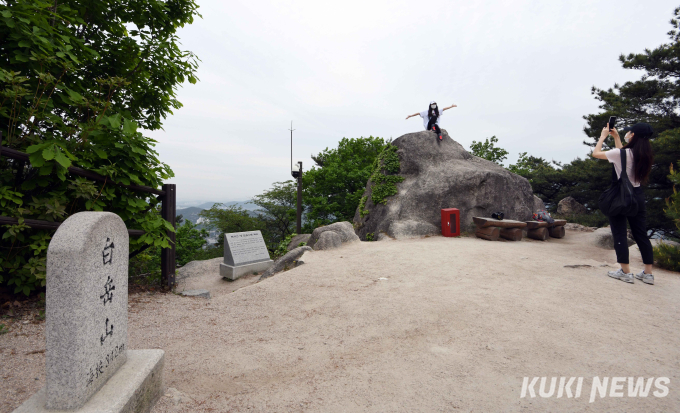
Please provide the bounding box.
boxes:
[598,149,639,217]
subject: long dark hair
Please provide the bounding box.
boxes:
[622,134,654,184]
[428,104,439,119]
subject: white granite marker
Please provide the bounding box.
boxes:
[219,230,273,280]
[14,212,164,413]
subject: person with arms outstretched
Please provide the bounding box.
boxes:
[405,101,457,141]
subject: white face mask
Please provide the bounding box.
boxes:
[430,104,436,109]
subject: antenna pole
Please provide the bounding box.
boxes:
[289,121,295,172]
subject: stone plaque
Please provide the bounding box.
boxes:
[45,212,128,410]
[223,230,271,266]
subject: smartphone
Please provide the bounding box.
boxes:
[608,116,617,131]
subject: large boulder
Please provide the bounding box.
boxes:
[557,196,587,215]
[307,221,360,250]
[353,129,534,239]
[591,227,635,250]
[533,195,546,213]
[314,231,342,250]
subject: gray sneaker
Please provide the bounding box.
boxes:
[608,268,634,283]
[635,270,654,285]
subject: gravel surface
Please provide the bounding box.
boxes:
[2,231,679,412]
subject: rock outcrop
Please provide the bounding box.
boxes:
[259,246,312,280]
[590,227,635,250]
[557,196,587,215]
[353,129,534,239]
[307,222,360,250]
[287,234,311,251]
[533,195,546,213]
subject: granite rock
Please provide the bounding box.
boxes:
[591,227,635,249]
[45,212,129,410]
[259,246,313,280]
[533,195,546,213]
[306,222,360,250]
[557,196,587,215]
[180,289,210,299]
[313,231,342,250]
[353,129,534,238]
[287,234,311,251]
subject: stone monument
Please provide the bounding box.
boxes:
[14,212,164,413]
[219,230,273,280]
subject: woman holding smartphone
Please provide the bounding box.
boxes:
[591,122,655,285]
[405,101,457,141]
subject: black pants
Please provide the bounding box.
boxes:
[608,186,654,265]
[427,117,441,136]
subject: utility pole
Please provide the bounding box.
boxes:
[289,121,295,175]
[296,161,302,234]
[289,122,302,233]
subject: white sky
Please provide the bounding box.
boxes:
[147,0,679,204]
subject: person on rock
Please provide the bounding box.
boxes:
[405,101,457,141]
[591,122,655,285]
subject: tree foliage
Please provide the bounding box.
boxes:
[302,136,387,226]
[174,218,209,267]
[252,181,298,249]
[469,136,509,166]
[198,204,264,249]
[653,162,680,270]
[580,7,680,237]
[0,0,200,295]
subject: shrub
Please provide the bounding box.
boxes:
[273,233,297,259]
[553,211,609,228]
[653,243,680,272]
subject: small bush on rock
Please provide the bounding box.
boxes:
[369,145,404,205]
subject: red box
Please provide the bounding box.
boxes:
[441,208,460,237]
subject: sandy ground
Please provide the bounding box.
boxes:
[1,230,679,413]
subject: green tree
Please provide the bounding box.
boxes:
[469,136,509,166]
[174,218,209,267]
[251,181,297,250]
[199,204,264,248]
[0,0,200,295]
[665,163,680,233]
[581,7,680,238]
[302,136,387,226]
[653,162,680,270]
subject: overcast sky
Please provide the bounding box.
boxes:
[147,0,679,205]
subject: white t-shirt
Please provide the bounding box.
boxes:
[605,148,640,187]
[419,109,443,130]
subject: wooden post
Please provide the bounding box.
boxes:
[549,226,566,238]
[296,162,302,234]
[475,226,500,241]
[500,228,523,241]
[160,184,176,289]
[527,227,549,241]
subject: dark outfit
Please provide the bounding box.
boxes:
[608,187,654,265]
[427,115,441,137]
[603,150,654,265]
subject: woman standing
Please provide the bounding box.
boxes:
[405,101,457,141]
[591,122,655,285]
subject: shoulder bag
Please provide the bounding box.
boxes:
[598,149,639,217]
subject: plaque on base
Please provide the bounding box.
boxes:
[219,230,273,280]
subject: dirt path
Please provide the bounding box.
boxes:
[2,231,679,412]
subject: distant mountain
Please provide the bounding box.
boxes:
[176,204,261,246]
[176,201,259,211]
